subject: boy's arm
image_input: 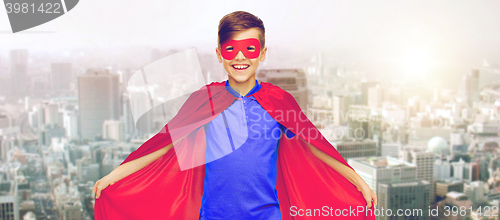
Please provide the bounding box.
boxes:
[104,143,172,183]
[107,132,190,182]
[298,136,377,208]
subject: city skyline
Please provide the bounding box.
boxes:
[2,1,500,219]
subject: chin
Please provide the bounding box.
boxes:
[228,73,255,83]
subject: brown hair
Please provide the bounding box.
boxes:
[218,11,265,49]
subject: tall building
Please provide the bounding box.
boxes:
[465,69,480,107]
[122,93,138,137]
[334,139,377,159]
[9,49,28,97]
[43,102,63,127]
[452,158,470,180]
[103,120,125,142]
[347,105,383,152]
[63,110,79,140]
[361,81,380,105]
[78,69,120,141]
[333,95,350,126]
[378,180,431,220]
[0,135,3,162]
[434,159,452,181]
[381,143,401,158]
[464,181,486,204]
[0,181,19,220]
[50,63,72,91]
[348,156,417,196]
[256,68,308,111]
[399,147,435,204]
[76,158,100,182]
[435,179,464,200]
[63,200,84,220]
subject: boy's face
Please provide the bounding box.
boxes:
[216,27,267,84]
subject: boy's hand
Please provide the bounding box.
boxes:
[93,176,116,199]
[357,184,377,209]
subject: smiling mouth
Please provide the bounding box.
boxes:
[232,64,250,70]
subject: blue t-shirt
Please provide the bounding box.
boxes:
[199,80,295,220]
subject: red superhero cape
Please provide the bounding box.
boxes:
[94,81,376,220]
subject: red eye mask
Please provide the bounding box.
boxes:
[220,38,261,60]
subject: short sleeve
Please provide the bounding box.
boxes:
[280,123,295,138]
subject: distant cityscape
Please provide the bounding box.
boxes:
[0,47,500,220]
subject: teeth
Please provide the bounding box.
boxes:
[233,65,249,70]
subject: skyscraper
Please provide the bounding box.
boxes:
[377,181,431,220]
[9,49,28,97]
[361,81,380,105]
[333,95,350,126]
[466,69,480,107]
[50,63,72,92]
[0,181,19,220]
[256,68,308,111]
[348,156,417,196]
[399,147,435,204]
[78,69,120,141]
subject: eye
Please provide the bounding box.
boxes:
[247,46,256,52]
[225,46,233,52]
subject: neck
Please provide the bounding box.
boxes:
[227,76,256,96]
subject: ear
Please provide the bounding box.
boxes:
[215,47,223,63]
[259,46,267,62]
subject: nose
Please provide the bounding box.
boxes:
[234,50,246,60]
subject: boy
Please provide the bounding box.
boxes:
[94,11,376,220]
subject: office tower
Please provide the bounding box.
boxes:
[102,120,125,142]
[78,69,120,141]
[378,180,431,220]
[76,158,100,182]
[9,49,28,97]
[44,102,63,127]
[466,69,480,107]
[347,105,383,152]
[0,181,20,220]
[348,156,417,196]
[399,147,435,204]
[435,179,464,200]
[50,63,72,91]
[335,139,377,159]
[333,95,350,126]
[39,124,65,146]
[122,94,136,137]
[464,181,486,204]
[434,160,452,181]
[452,158,469,180]
[256,69,308,111]
[63,110,79,140]
[361,81,380,105]
[381,143,401,158]
[63,200,84,220]
[0,136,3,162]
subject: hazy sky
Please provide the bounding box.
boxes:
[1,0,499,50]
[1,0,500,86]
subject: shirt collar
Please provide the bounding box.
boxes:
[225,79,261,98]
